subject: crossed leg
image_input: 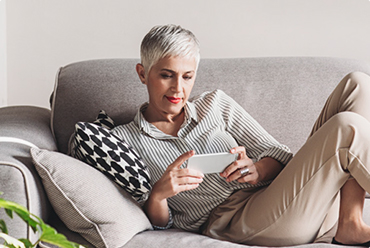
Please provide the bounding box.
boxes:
[310,72,370,245]
[202,72,370,246]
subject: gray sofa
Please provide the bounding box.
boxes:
[1,57,370,248]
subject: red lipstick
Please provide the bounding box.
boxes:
[166,96,182,104]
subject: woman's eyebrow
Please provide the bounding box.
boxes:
[160,69,175,73]
[160,69,195,74]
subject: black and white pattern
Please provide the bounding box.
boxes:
[93,110,115,129]
[69,110,151,203]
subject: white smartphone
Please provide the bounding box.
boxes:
[187,152,238,174]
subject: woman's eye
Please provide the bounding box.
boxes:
[184,76,192,80]
[161,74,172,79]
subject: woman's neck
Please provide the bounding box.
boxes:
[143,108,185,137]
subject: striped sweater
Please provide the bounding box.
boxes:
[112,89,293,231]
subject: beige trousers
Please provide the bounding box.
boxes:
[201,72,370,246]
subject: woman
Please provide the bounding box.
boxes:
[112,24,370,246]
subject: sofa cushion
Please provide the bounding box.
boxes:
[31,147,152,248]
[51,58,370,154]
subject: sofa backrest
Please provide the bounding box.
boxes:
[51,57,370,154]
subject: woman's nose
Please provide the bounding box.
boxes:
[172,77,182,92]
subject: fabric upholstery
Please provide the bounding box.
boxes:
[125,229,332,248]
[0,106,57,242]
[0,147,40,243]
[0,106,57,150]
[31,147,152,248]
[51,57,370,154]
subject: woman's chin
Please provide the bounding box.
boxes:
[164,105,184,116]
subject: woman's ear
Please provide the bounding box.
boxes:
[136,63,146,84]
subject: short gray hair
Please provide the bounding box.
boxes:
[140,24,200,74]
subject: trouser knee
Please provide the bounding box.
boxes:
[329,112,370,138]
[341,71,370,94]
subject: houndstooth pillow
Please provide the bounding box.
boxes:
[93,109,115,129]
[69,110,151,203]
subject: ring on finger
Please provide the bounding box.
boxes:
[240,167,250,177]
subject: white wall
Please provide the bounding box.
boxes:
[0,0,6,107]
[5,0,370,108]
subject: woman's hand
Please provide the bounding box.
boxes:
[144,150,204,227]
[220,147,284,184]
[151,150,204,200]
[220,146,259,184]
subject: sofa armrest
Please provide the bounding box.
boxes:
[0,106,57,242]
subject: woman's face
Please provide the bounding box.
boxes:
[137,56,197,120]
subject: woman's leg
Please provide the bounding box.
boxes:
[309,72,370,245]
[335,178,370,244]
[310,71,370,135]
[203,112,370,246]
[202,72,370,246]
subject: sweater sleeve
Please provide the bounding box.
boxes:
[151,208,174,230]
[217,90,293,165]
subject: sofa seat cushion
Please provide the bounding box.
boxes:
[31,147,152,247]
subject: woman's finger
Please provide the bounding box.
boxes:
[237,168,259,184]
[178,183,201,192]
[178,167,204,179]
[221,160,244,178]
[177,175,204,185]
[221,147,248,177]
[227,166,254,182]
[167,150,195,171]
[230,146,246,158]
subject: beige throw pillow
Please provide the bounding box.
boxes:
[31,147,152,248]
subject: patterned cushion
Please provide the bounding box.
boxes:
[69,110,151,203]
[93,109,115,129]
